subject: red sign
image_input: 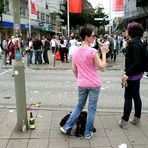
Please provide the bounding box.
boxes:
[69,0,82,13]
[29,0,37,19]
[31,0,37,15]
[113,0,124,12]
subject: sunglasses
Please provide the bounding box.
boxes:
[91,35,95,38]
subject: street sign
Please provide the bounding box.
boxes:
[38,22,44,27]
[94,18,104,21]
[94,18,110,21]
[58,19,64,23]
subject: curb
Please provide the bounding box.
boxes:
[1,105,148,114]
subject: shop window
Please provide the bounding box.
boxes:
[37,11,40,20]
[41,13,45,22]
[4,0,9,13]
[20,6,26,16]
[46,15,49,23]
[136,0,148,7]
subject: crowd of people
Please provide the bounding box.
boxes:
[0,29,138,66]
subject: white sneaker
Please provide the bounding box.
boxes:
[85,132,93,139]
[143,75,148,79]
[130,116,140,125]
[119,119,129,130]
[60,127,67,134]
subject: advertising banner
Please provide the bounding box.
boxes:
[69,0,82,13]
[30,0,37,19]
[113,0,124,12]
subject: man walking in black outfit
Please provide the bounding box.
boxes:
[33,38,43,64]
[42,36,49,64]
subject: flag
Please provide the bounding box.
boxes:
[113,0,124,12]
[69,0,82,13]
[29,0,37,19]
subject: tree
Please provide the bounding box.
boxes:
[59,1,84,28]
[0,0,4,40]
[59,0,109,34]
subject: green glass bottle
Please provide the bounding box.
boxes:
[29,112,35,130]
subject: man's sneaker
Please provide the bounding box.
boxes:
[60,127,67,134]
[85,132,93,139]
[130,116,140,125]
[119,118,129,130]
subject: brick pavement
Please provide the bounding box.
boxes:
[1,53,148,148]
[0,106,148,148]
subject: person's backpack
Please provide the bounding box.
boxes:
[59,111,96,137]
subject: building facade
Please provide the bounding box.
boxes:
[124,0,148,33]
[1,0,64,39]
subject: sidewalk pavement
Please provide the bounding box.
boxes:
[0,106,148,148]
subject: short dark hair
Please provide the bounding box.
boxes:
[80,27,93,41]
[127,22,144,38]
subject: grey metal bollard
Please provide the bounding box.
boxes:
[13,58,29,131]
[27,52,30,67]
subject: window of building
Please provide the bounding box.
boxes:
[37,11,40,20]
[4,0,10,13]
[20,6,26,16]
[46,15,49,23]
[41,13,45,22]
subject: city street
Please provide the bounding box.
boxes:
[0,54,148,148]
[0,0,147,147]
[0,53,148,112]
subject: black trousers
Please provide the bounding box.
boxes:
[122,79,142,121]
[43,49,49,64]
[111,50,117,62]
[60,47,68,62]
[52,47,56,54]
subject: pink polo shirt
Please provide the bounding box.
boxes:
[72,47,102,88]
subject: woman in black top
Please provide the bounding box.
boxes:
[119,22,145,129]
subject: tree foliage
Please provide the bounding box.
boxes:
[0,0,4,38]
[0,0,4,17]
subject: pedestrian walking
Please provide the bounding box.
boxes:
[50,36,56,55]
[28,38,33,64]
[8,37,15,65]
[42,36,49,64]
[110,34,118,62]
[59,38,68,63]
[60,27,108,139]
[2,37,9,65]
[33,38,43,65]
[68,36,78,60]
[119,22,145,129]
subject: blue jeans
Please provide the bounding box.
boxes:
[35,50,42,64]
[63,87,100,136]
[29,50,33,64]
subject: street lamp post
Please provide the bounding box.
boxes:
[12,0,29,131]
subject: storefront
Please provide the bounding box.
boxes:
[1,21,28,38]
